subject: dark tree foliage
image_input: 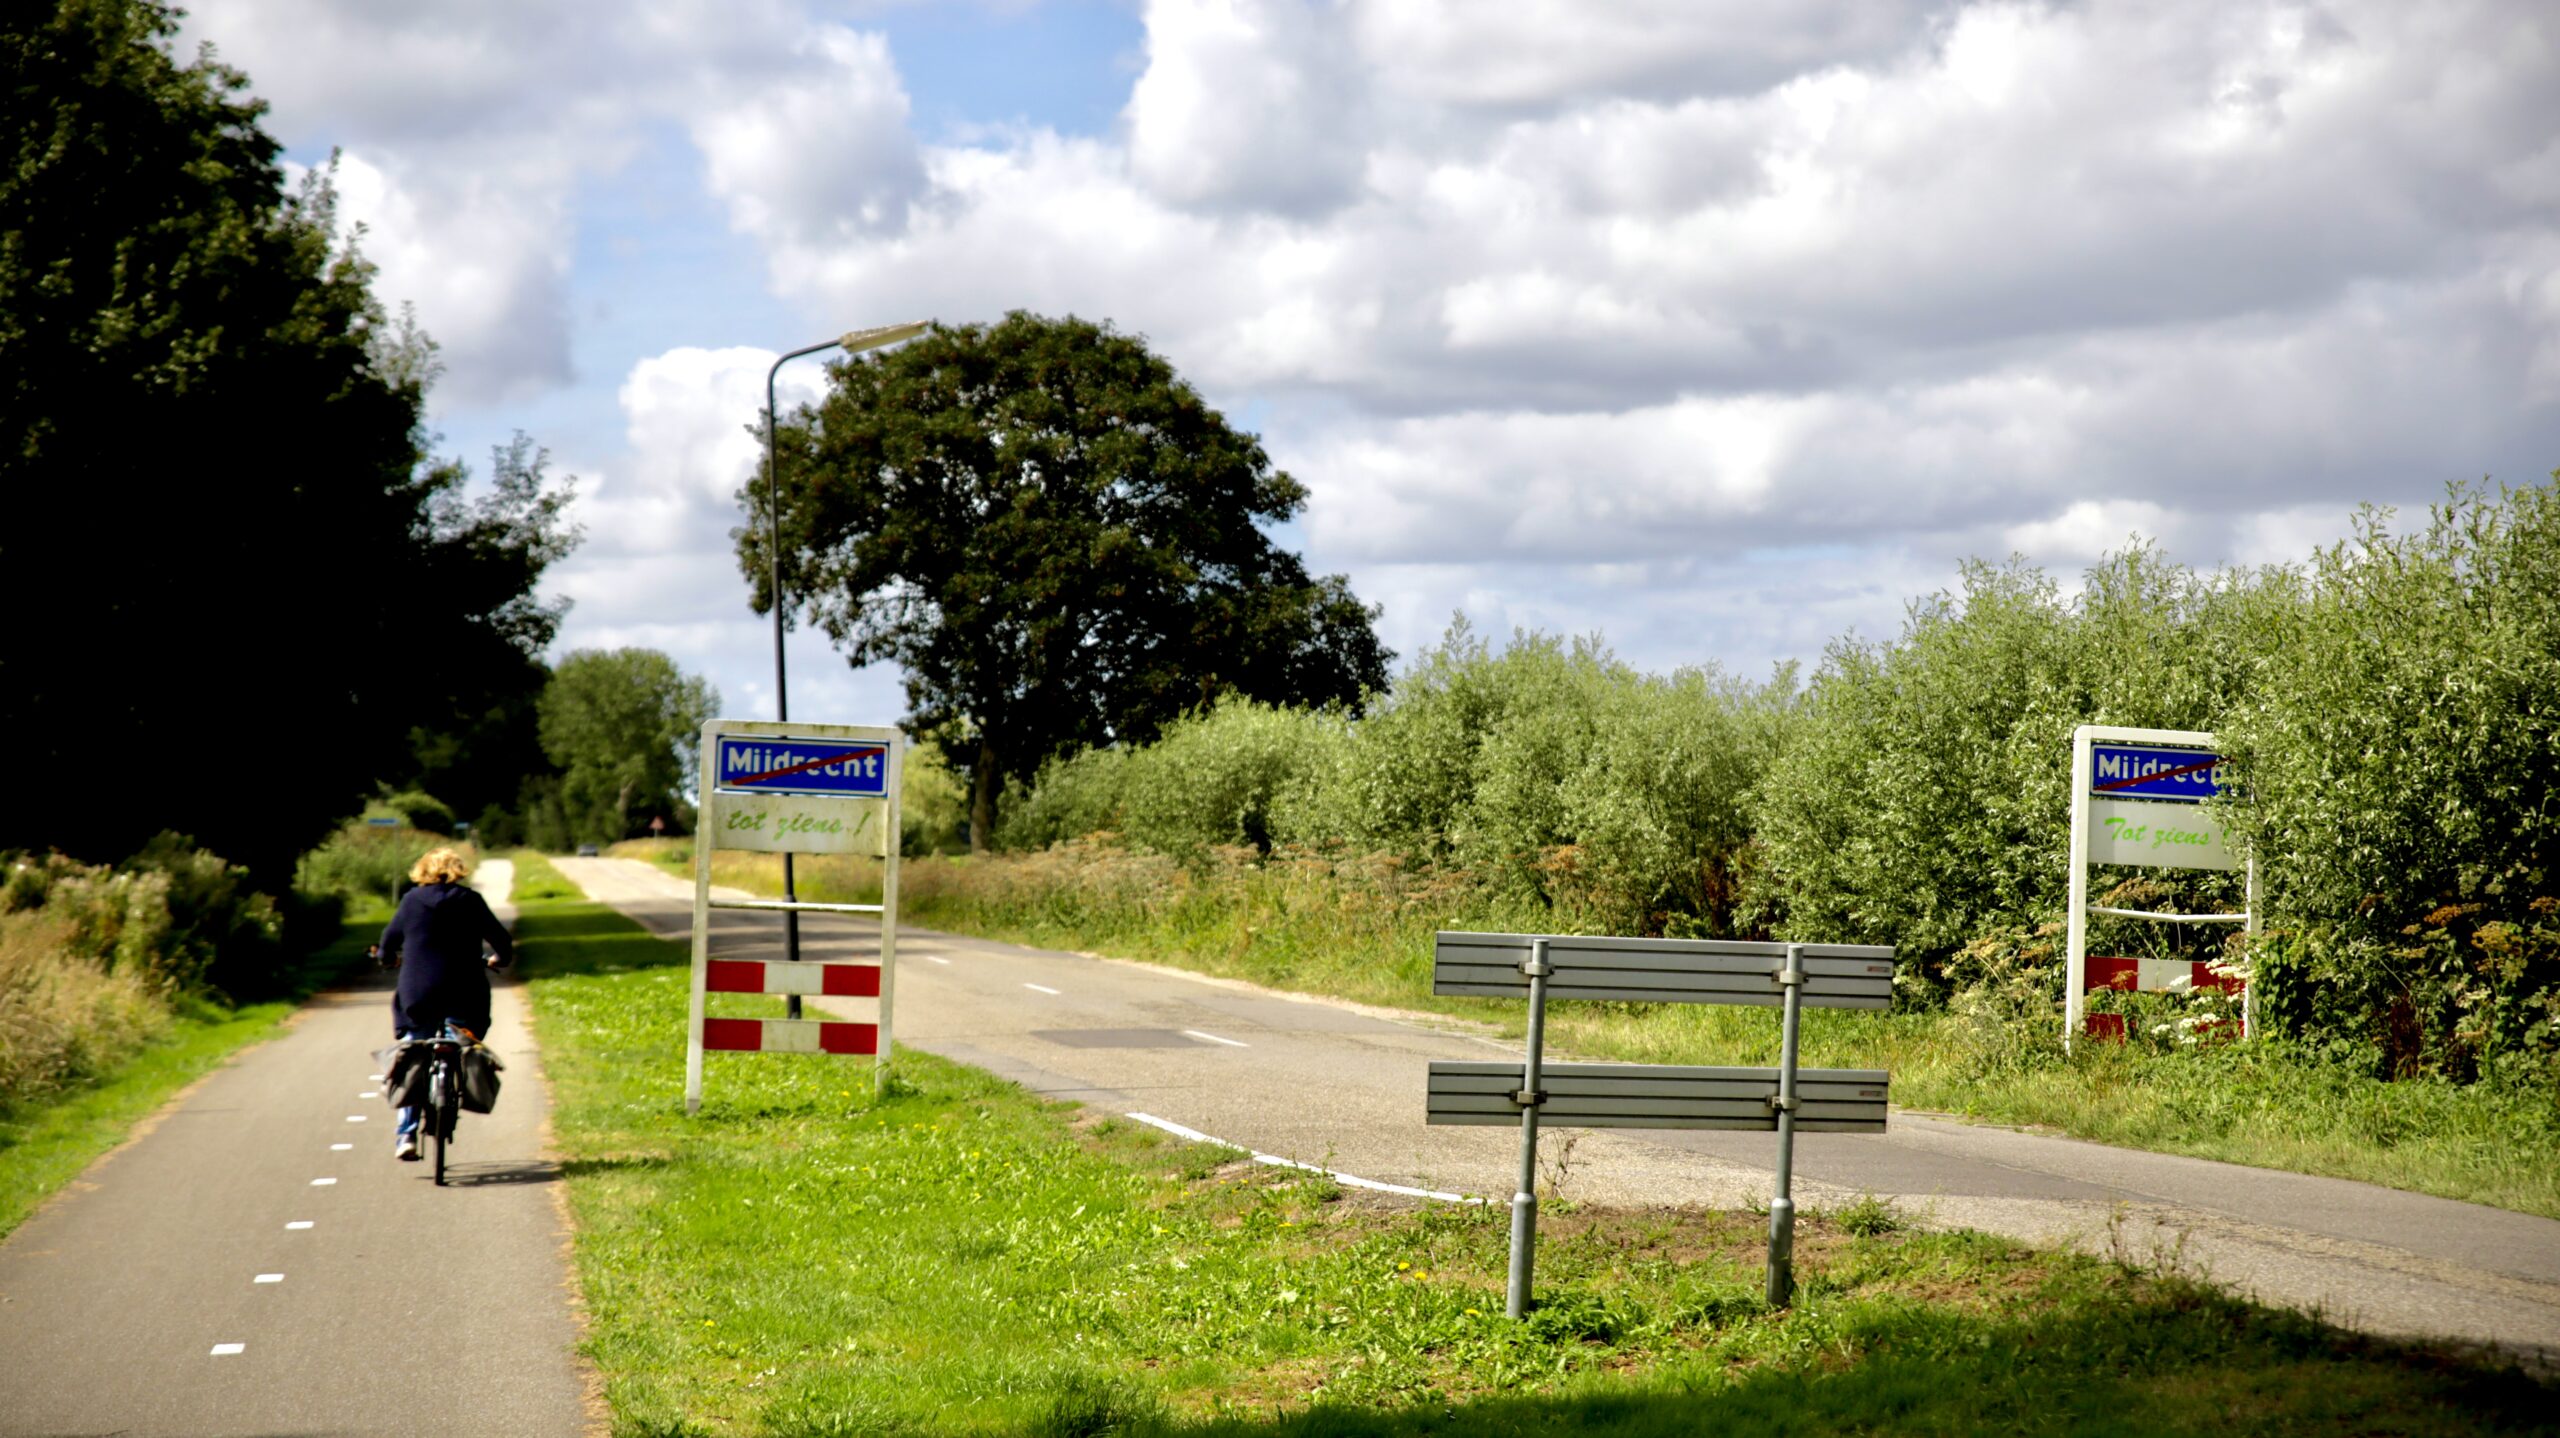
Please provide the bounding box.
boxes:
[0,1,574,879]
[741,312,1392,847]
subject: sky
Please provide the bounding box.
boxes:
[176,0,2560,727]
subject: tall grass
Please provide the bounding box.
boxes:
[0,911,170,1108]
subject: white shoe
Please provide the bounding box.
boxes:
[394,1134,421,1161]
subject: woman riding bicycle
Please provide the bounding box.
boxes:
[371,847,513,1161]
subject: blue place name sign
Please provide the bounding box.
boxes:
[2089,744,2227,803]
[715,737,889,797]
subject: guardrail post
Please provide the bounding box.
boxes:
[1507,937,1552,1319]
[1767,942,1804,1307]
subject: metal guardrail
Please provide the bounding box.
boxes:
[1426,1061,1889,1132]
[1432,932,1896,1317]
[1433,932,1894,1008]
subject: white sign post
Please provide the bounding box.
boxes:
[2064,724,2257,1050]
[685,719,904,1113]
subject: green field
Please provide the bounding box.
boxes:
[513,855,2554,1435]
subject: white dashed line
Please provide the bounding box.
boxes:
[359,1090,379,1098]
[331,1143,353,1151]
[285,1221,313,1230]
[254,1274,283,1284]
[310,1178,337,1187]
[1182,1029,1248,1048]
[367,1073,383,1081]
[921,955,951,965]
[1023,983,1061,995]
[210,1343,245,1356]
[346,1115,367,1123]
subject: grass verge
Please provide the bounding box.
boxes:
[518,867,2553,1435]
[0,902,381,1240]
[603,839,2560,1220]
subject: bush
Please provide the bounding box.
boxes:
[1116,698,1338,858]
[123,833,282,1000]
[1749,549,2290,990]
[4,838,286,998]
[294,821,462,903]
[374,789,456,835]
[1000,747,1133,852]
[2221,481,2560,1081]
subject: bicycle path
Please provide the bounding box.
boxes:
[0,860,597,1438]
[558,855,2560,1369]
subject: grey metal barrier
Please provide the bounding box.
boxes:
[1427,931,1895,1316]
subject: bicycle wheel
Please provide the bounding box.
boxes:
[431,1062,452,1186]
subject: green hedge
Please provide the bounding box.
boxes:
[990,478,2560,1084]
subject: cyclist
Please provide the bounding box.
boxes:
[370,847,513,1161]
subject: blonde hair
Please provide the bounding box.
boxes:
[410,847,471,886]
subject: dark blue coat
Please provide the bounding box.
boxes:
[378,881,514,1038]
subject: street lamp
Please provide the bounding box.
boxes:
[763,321,928,1006]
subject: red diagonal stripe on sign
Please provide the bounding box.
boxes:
[2093,756,2218,793]
[732,745,884,787]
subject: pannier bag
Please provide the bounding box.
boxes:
[379,1041,432,1109]
[460,1044,505,1114]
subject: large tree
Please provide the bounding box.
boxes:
[0,1,575,877]
[536,648,717,845]
[741,312,1392,847]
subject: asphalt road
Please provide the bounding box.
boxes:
[0,861,595,1438]
[561,855,2560,1369]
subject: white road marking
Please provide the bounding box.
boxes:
[310,1178,337,1187]
[254,1274,283,1284]
[331,1143,353,1151]
[359,1090,379,1098]
[1122,1112,1484,1205]
[285,1221,313,1230]
[368,1073,383,1081]
[1182,1029,1248,1048]
[346,1115,367,1122]
[1023,983,1061,995]
[921,955,951,965]
[210,1343,245,1356]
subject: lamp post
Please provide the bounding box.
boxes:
[763,321,927,1012]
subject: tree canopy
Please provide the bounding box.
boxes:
[537,648,717,846]
[741,312,1391,846]
[0,0,576,877]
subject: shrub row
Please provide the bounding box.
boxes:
[0,835,290,1105]
[994,480,2560,1083]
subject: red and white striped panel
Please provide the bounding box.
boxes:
[2084,957,2243,996]
[704,959,880,998]
[700,1017,877,1055]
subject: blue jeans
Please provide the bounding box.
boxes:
[393,1025,430,1137]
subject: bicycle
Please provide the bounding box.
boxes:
[412,1020,475,1186]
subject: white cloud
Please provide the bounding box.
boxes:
[691,27,925,245]
[186,0,2560,705]
[1124,0,1368,215]
[580,346,827,555]
[314,151,572,404]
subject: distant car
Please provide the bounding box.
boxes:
[576,843,600,857]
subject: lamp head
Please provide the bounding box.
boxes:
[838,321,929,354]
